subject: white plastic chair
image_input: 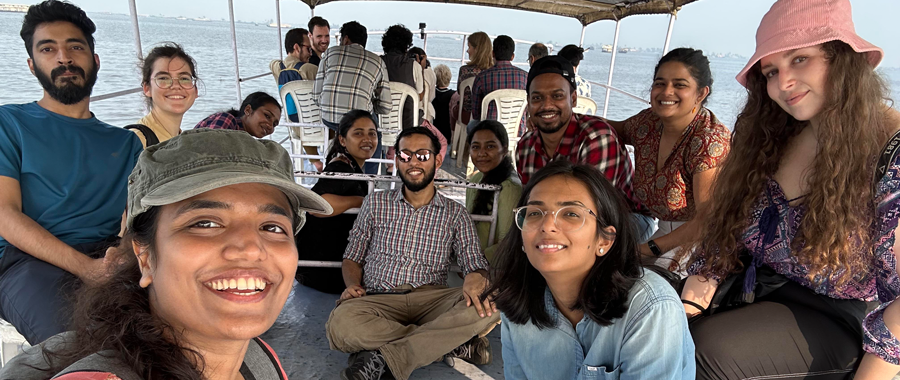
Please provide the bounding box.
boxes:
[379,81,420,148]
[278,80,329,171]
[573,96,598,115]
[480,89,528,157]
[451,77,475,163]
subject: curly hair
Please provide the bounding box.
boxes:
[40,207,208,379]
[679,41,892,285]
[381,24,412,54]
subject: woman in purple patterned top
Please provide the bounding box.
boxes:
[677,0,900,379]
[194,91,282,138]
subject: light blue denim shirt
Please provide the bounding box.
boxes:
[500,270,695,380]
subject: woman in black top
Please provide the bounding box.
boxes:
[296,110,378,293]
[432,64,456,142]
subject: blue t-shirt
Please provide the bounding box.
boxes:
[0,102,143,253]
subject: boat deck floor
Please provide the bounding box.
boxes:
[259,282,505,380]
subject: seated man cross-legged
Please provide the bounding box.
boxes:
[326,127,499,380]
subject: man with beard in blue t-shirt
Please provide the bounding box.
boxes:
[0,0,142,344]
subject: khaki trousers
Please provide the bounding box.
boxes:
[325,285,500,380]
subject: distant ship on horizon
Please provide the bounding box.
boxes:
[0,3,28,13]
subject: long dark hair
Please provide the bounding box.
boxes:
[485,160,642,328]
[466,120,514,215]
[325,109,378,163]
[42,207,207,379]
[226,91,281,119]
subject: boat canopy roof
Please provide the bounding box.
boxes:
[300,0,698,26]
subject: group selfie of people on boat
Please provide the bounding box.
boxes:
[1,0,899,379]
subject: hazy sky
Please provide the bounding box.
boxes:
[7,0,898,67]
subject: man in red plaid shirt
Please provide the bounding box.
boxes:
[469,35,528,133]
[515,56,655,241]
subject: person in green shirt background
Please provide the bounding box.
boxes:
[465,120,523,263]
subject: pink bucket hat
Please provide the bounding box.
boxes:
[736,0,883,88]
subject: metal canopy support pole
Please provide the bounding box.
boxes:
[127,0,143,61]
[227,0,242,107]
[275,0,283,61]
[578,24,586,47]
[602,20,620,118]
[460,35,468,64]
[662,12,676,54]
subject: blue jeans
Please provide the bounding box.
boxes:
[0,238,117,344]
[323,119,383,175]
[631,213,657,244]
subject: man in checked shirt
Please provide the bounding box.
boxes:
[325,127,498,380]
[515,56,656,242]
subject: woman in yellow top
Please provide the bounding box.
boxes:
[465,120,522,263]
[129,43,199,147]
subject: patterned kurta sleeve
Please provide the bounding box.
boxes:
[863,152,900,364]
[686,110,731,175]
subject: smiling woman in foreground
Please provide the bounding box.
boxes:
[0,129,331,380]
[486,160,694,380]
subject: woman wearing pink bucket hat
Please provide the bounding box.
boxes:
[676,0,900,379]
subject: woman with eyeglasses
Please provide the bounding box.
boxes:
[128,43,199,148]
[194,92,282,139]
[485,160,694,380]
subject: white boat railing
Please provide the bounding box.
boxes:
[293,171,502,268]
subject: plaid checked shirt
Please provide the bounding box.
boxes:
[471,61,527,128]
[314,43,392,124]
[343,189,489,291]
[516,114,644,212]
[193,111,245,132]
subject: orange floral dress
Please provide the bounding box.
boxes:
[622,108,730,221]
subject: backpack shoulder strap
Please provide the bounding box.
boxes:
[52,351,142,380]
[125,124,159,146]
[241,338,287,380]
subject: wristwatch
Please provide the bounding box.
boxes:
[648,240,663,257]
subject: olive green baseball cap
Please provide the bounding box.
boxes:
[126,129,332,233]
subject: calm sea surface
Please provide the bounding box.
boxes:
[2,12,899,144]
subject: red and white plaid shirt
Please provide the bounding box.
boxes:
[516,114,644,212]
[344,189,488,291]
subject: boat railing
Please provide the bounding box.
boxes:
[293,171,502,268]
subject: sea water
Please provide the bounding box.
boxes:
[1,12,899,145]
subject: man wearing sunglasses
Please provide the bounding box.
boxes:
[327,127,498,380]
[0,1,143,344]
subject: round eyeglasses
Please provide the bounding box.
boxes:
[513,205,600,232]
[153,75,197,90]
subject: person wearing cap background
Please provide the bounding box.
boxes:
[516,55,656,243]
[677,0,900,378]
[0,128,332,379]
[557,44,591,98]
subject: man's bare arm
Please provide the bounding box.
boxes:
[0,176,96,280]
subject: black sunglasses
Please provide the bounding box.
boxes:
[397,149,434,163]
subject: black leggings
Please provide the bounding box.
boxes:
[690,281,869,380]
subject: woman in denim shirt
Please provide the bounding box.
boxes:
[486,160,694,379]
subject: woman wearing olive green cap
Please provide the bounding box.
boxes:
[0,129,331,380]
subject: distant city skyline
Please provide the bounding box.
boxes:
[3,0,898,68]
